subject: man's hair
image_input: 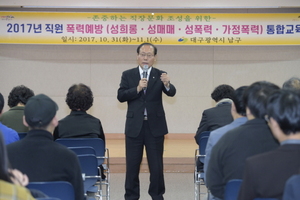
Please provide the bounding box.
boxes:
[282,77,300,90]
[267,89,300,135]
[232,86,248,116]
[7,85,34,108]
[211,84,235,102]
[136,43,157,55]
[0,93,4,113]
[243,81,280,119]
[66,83,93,111]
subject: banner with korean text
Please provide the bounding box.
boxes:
[0,12,300,45]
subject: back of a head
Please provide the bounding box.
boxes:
[66,83,93,112]
[267,89,300,135]
[8,85,34,108]
[24,94,58,129]
[0,93,4,113]
[232,86,248,116]
[282,77,300,90]
[243,81,280,119]
[211,84,235,102]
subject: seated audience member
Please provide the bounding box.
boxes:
[0,93,19,144]
[195,84,235,172]
[53,83,106,179]
[204,86,248,179]
[0,85,34,132]
[53,83,105,142]
[282,77,300,90]
[238,89,300,200]
[0,131,36,200]
[206,81,280,200]
[6,94,84,200]
[195,84,235,144]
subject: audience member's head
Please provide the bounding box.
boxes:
[282,77,300,90]
[66,83,93,112]
[24,94,58,130]
[243,81,280,119]
[0,93,4,114]
[8,85,34,108]
[266,89,300,138]
[231,86,248,117]
[0,131,11,183]
[211,84,235,102]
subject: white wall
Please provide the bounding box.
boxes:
[1,7,300,134]
[1,44,300,134]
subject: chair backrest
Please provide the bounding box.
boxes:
[283,174,300,200]
[18,132,27,139]
[55,138,105,165]
[27,181,74,200]
[224,179,243,200]
[197,131,210,163]
[77,154,100,193]
[68,146,96,156]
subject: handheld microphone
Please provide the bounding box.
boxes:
[143,65,149,78]
[142,65,148,90]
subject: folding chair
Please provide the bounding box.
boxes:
[282,174,300,200]
[27,181,74,200]
[55,138,110,200]
[224,179,242,200]
[69,146,96,156]
[78,154,102,200]
[194,131,211,200]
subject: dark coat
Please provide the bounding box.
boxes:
[195,102,233,144]
[7,130,84,200]
[238,144,300,200]
[117,66,176,137]
[206,118,279,199]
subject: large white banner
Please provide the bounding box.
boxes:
[1,12,300,45]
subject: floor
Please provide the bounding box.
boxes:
[104,134,207,200]
[105,135,198,173]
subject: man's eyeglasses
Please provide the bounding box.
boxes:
[139,53,154,58]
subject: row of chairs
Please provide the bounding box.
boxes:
[18,134,110,200]
[194,131,300,200]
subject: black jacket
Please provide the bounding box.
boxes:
[117,67,176,137]
[7,130,84,200]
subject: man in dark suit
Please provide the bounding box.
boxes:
[194,84,235,145]
[238,89,300,200]
[117,43,176,200]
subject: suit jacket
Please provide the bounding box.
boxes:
[206,118,279,199]
[117,66,176,137]
[238,144,300,200]
[195,102,233,144]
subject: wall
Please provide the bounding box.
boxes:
[1,8,300,135]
